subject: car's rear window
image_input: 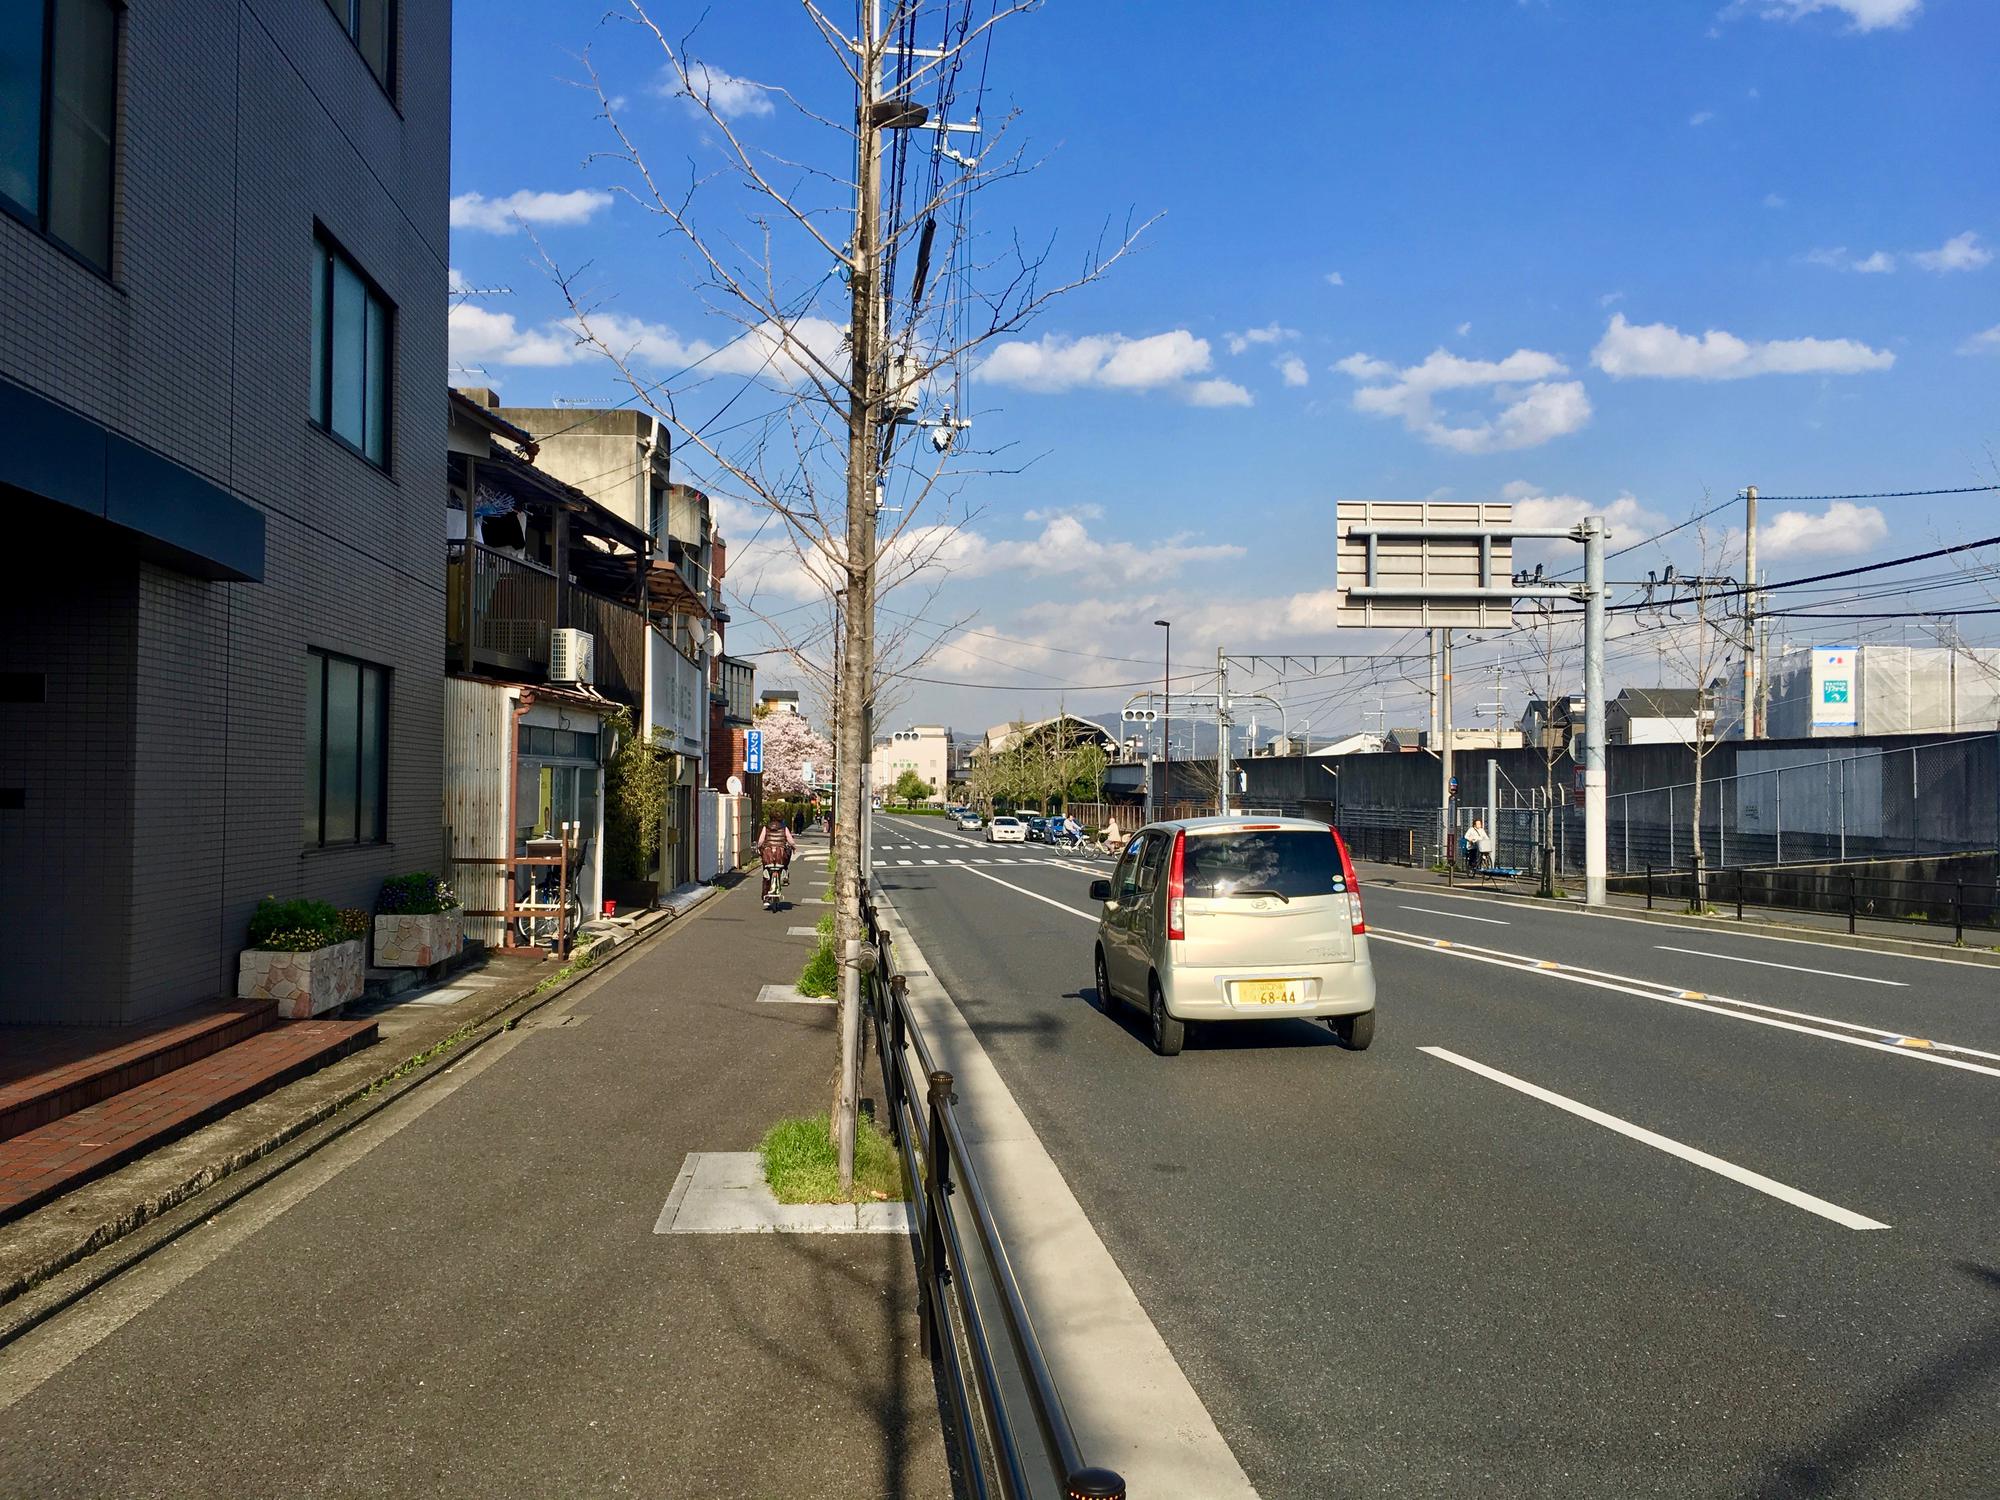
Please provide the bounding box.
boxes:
[1182,829,1345,899]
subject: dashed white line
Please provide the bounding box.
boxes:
[1653,944,1907,987]
[1400,905,1510,925]
[1420,1047,1890,1231]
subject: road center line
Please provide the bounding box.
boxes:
[1419,1047,1890,1231]
[1373,930,2000,1078]
[1400,905,1510,925]
[956,864,1099,922]
[1653,944,1907,986]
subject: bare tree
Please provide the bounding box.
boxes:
[538,2,1148,1189]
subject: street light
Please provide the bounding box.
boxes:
[1154,619,1171,812]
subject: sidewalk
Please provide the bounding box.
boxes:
[0,856,951,1500]
[1355,857,2000,963]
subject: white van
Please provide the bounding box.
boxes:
[1088,817,1376,1056]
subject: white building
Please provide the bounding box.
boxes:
[1761,645,2000,739]
[873,724,953,802]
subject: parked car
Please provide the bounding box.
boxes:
[1026,816,1051,842]
[986,816,1027,844]
[1087,817,1375,1057]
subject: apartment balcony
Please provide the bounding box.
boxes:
[446,540,645,707]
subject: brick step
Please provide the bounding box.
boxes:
[0,1000,278,1144]
[0,1018,378,1225]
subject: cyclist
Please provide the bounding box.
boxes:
[757,815,797,910]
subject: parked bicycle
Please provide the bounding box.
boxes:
[514,833,586,948]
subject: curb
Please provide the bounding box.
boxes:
[1361,869,2000,966]
[0,875,739,1338]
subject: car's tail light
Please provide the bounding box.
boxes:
[1333,828,1365,934]
[1167,828,1186,940]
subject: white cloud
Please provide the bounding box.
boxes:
[1324,271,1345,287]
[1763,192,1787,209]
[1744,0,1922,32]
[1910,230,1992,272]
[1591,312,1893,378]
[1807,231,1989,274]
[1958,323,2000,356]
[1032,515,1246,586]
[1023,503,1105,523]
[1758,501,1889,559]
[1187,378,1255,408]
[1689,110,1716,126]
[1337,347,1592,453]
[660,60,775,119]
[447,266,470,292]
[1599,290,1626,308]
[1276,355,1309,388]
[449,189,613,234]
[1499,481,1669,551]
[1456,321,1473,337]
[979,329,1249,407]
[1224,323,1296,356]
[447,303,846,384]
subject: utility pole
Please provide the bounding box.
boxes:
[1582,517,1608,908]
[1155,618,1172,816]
[1216,646,1231,816]
[832,0,884,1193]
[1440,628,1455,861]
[1741,484,1758,740]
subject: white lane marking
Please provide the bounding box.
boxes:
[1402,905,1510,925]
[896,859,912,866]
[956,864,1099,922]
[1420,1047,1889,1231]
[1654,944,1908,987]
[1366,880,2000,971]
[1372,931,2000,1078]
[923,859,939,866]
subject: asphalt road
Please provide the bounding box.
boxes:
[869,814,2000,1499]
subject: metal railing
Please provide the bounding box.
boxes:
[862,896,1126,1500]
[446,540,645,705]
[1626,860,1999,942]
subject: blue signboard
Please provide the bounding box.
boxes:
[745,729,763,775]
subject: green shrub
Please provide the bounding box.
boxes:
[815,910,834,939]
[247,896,365,952]
[797,940,839,998]
[376,872,457,915]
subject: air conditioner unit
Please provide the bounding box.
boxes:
[550,628,595,685]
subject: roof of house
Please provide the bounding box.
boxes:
[761,689,800,701]
[1612,686,1706,715]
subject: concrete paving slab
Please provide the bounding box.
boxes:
[757,984,836,1006]
[787,926,822,937]
[655,1152,910,1234]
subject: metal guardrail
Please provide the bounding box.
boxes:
[1629,861,1999,942]
[861,896,1126,1500]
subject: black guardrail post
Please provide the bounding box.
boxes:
[1066,1468,1127,1499]
[923,1070,953,1363]
[1735,866,1745,922]
[1955,880,1965,945]
[1645,864,1653,910]
[1848,874,1858,934]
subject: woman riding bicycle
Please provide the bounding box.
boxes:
[757,816,797,908]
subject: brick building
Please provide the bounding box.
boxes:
[0,1,450,1024]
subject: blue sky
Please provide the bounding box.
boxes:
[450,0,1999,738]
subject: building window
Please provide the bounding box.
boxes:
[310,232,393,466]
[1,0,118,273]
[303,649,389,846]
[322,0,393,94]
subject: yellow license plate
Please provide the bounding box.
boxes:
[1237,979,1304,1005]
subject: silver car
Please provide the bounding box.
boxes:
[1088,816,1376,1056]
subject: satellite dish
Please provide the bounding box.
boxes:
[726,774,744,796]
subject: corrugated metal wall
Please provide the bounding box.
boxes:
[444,679,512,947]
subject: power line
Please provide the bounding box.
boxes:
[1751,485,2000,502]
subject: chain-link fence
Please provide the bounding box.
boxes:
[1570,735,1994,876]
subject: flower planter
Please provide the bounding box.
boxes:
[373,907,465,969]
[237,938,366,1019]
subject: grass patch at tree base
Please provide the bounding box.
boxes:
[759,1112,908,1204]
[797,939,838,997]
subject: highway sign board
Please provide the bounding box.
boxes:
[1334,501,1520,628]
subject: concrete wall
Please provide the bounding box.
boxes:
[0,1,451,1025]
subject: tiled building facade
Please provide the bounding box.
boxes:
[0,1,451,1024]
